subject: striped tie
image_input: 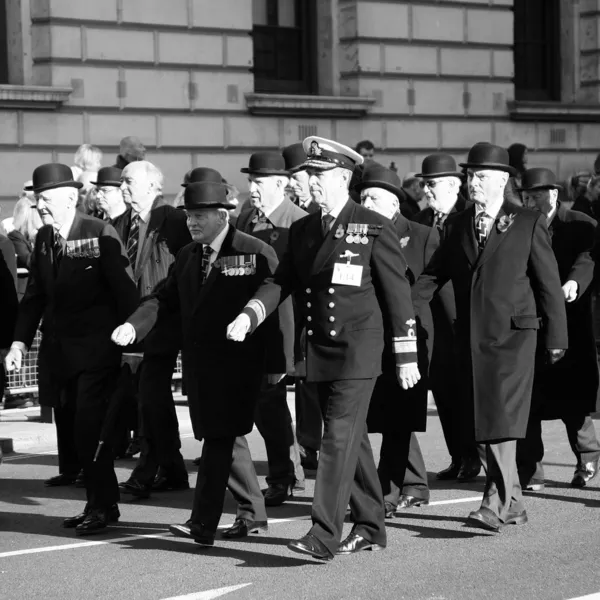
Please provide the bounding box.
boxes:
[126,213,140,268]
[475,212,492,249]
[201,245,213,282]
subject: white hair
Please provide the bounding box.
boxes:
[124,160,164,192]
[73,144,103,172]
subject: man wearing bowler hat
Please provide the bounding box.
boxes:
[112,181,283,547]
[357,164,438,514]
[517,167,600,491]
[412,143,568,531]
[227,151,306,516]
[227,136,419,560]
[93,167,128,236]
[5,163,138,534]
[412,154,480,482]
[284,142,319,215]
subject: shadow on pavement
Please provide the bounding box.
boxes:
[386,514,491,539]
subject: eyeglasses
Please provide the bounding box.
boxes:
[96,187,118,196]
[420,179,445,189]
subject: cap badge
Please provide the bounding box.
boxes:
[309,141,322,157]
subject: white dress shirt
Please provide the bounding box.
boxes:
[202,223,230,276]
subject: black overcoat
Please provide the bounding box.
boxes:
[368,213,439,433]
[412,201,568,441]
[127,226,283,440]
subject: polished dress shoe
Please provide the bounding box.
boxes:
[299,446,319,470]
[74,469,86,488]
[118,477,152,499]
[467,507,503,532]
[436,461,461,481]
[75,508,114,536]
[457,458,481,482]
[262,483,291,507]
[337,532,385,555]
[169,521,214,546]
[397,494,429,509]
[384,501,396,518]
[44,473,77,487]
[64,504,120,528]
[571,460,599,488]
[288,533,333,561]
[221,518,268,539]
[152,474,190,492]
[523,479,545,492]
[504,509,528,526]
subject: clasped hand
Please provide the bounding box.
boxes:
[397,363,420,390]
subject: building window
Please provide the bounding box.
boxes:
[514,0,561,102]
[252,0,317,95]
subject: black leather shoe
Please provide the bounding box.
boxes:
[337,532,385,555]
[221,518,268,539]
[523,479,545,491]
[505,509,528,526]
[457,458,481,482]
[262,483,291,507]
[169,521,215,546]
[467,507,503,532]
[299,446,318,470]
[75,508,114,536]
[74,470,85,488]
[436,461,461,480]
[152,475,190,492]
[288,534,333,561]
[44,473,77,487]
[118,477,152,499]
[384,502,396,518]
[571,460,600,488]
[64,504,120,528]
[397,494,429,509]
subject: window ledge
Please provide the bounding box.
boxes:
[0,85,73,109]
[509,101,600,122]
[245,93,376,118]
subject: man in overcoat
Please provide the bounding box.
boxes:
[517,168,600,489]
[112,181,282,547]
[412,154,480,482]
[5,163,139,534]
[227,136,420,560]
[358,165,439,512]
[412,143,568,532]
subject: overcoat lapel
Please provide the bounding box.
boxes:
[459,205,478,267]
[476,202,514,269]
[134,198,167,281]
[56,212,84,283]
[311,198,355,276]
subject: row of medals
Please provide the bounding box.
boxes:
[224,266,256,276]
[344,224,369,245]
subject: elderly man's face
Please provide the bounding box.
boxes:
[307,167,349,212]
[120,163,156,213]
[523,189,556,217]
[36,187,76,228]
[287,170,311,203]
[361,187,398,221]
[96,186,124,213]
[248,175,286,211]
[422,177,460,214]
[467,169,508,206]
[185,208,225,244]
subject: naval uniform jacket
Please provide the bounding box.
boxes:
[236,198,307,373]
[126,226,284,440]
[412,201,568,442]
[243,198,418,382]
[14,212,139,408]
[368,213,439,433]
[533,203,599,419]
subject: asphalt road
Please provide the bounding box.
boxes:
[1,406,600,600]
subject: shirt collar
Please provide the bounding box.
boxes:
[204,223,229,255]
[547,204,558,226]
[475,199,503,220]
[260,196,285,220]
[321,197,349,221]
[55,210,77,240]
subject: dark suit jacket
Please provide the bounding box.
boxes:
[368,214,439,433]
[412,201,568,441]
[534,204,599,418]
[0,234,17,348]
[14,212,139,407]
[399,190,422,220]
[127,226,282,440]
[244,198,418,382]
[8,230,31,300]
[236,199,307,373]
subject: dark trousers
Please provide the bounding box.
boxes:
[295,378,323,452]
[310,379,386,555]
[191,435,261,532]
[254,377,302,487]
[131,352,187,485]
[378,431,429,506]
[113,362,140,457]
[55,367,120,509]
[478,440,524,521]
[517,414,600,484]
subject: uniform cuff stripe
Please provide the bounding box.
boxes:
[393,340,417,354]
[245,299,266,326]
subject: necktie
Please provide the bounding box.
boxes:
[433,211,446,232]
[475,212,492,249]
[200,245,213,282]
[53,230,64,272]
[321,214,335,238]
[126,213,140,268]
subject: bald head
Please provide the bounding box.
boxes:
[121,160,164,213]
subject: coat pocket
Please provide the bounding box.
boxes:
[511,315,541,330]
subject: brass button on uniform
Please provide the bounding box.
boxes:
[330,330,336,336]
[306,288,311,294]
[328,302,335,308]
[307,330,314,336]
[328,288,334,294]
[329,316,335,322]
[307,302,312,308]
[307,316,312,322]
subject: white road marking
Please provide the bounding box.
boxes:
[3,450,57,462]
[160,583,252,600]
[567,594,600,600]
[429,496,481,506]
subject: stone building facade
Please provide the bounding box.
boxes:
[0,0,599,210]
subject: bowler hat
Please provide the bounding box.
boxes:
[354,165,403,199]
[282,143,307,173]
[179,182,235,211]
[182,167,223,187]
[459,142,517,176]
[241,152,289,176]
[518,168,562,192]
[416,153,463,179]
[32,163,83,193]
[92,166,123,187]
